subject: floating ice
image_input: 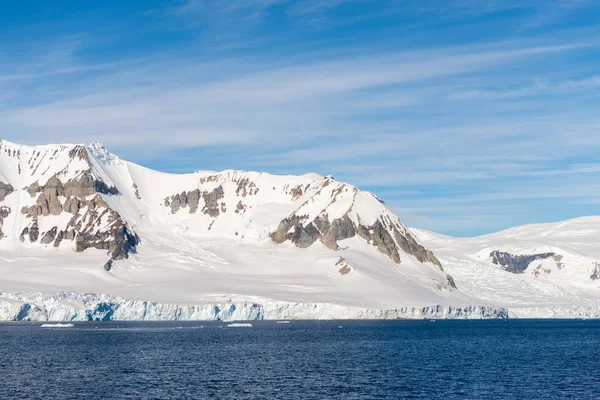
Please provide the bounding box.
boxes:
[227,323,253,328]
[40,323,74,328]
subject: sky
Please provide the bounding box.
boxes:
[1,1,600,237]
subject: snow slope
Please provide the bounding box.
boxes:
[0,139,497,321]
[412,216,600,318]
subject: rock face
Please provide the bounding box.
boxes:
[0,182,14,202]
[269,181,442,269]
[490,250,557,274]
[20,176,137,266]
[271,209,441,267]
[0,206,10,239]
[591,263,600,280]
[1,140,138,270]
[164,186,226,216]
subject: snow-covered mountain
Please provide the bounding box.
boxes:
[1,139,498,321]
[412,216,600,318]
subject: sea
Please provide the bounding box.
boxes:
[1,320,599,399]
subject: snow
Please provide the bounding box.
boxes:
[411,216,600,318]
[40,323,74,328]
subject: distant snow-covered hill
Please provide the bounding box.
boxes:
[1,139,493,321]
[412,216,600,318]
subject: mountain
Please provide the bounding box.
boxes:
[412,216,600,318]
[0,139,501,321]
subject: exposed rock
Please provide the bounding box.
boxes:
[165,189,201,214]
[63,197,81,214]
[0,206,10,239]
[533,264,552,277]
[319,214,356,250]
[187,189,200,213]
[169,194,182,214]
[339,265,352,275]
[370,220,401,263]
[235,200,246,214]
[272,211,442,267]
[289,222,320,248]
[68,145,89,161]
[272,213,357,251]
[94,180,119,195]
[236,178,258,197]
[22,172,117,218]
[336,257,353,275]
[393,229,442,269]
[28,221,39,242]
[591,263,600,280]
[490,250,557,274]
[53,230,64,247]
[40,227,57,245]
[446,274,457,289]
[0,182,14,201]
[290,185,304,200]
[132,183,141,200]
[271,215,309,244]
[180,191,188,208]
[104,259,113,271]
[18,170,136,269]
[357,224,372,242]
[75,219,139,261]
[202,186,224,217]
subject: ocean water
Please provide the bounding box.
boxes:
[1,320,599,399]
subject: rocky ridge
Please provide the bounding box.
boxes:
[0,140,138,269]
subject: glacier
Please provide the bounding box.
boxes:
[0,292,508,321]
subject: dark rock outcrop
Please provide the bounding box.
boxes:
[591,263,600,281]
[370,220,401,263]
[271,215,319,248]
[18,170,135,270]
[187,189,200,213]
[40,226,57,245]
[490,250,557,274]
[0,182,14,201]
[75,220,138,261]
[271,211,443,269]
[236,178,258,197]
[320,214,356,250]
[132,183,141,200]
[393,229,442,268]
[446,274,457,289]
[202,186,225,217]
[28,221,39,242]
[0,206,10,239]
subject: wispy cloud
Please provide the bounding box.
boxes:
[2,1,600,236]
[449,75,600,100]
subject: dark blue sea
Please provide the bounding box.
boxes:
[1,320,599,399]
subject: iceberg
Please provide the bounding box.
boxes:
[40,323,74,328]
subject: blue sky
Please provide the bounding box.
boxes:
[2,1,600,236]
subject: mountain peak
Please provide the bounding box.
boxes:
[0,139,458,314]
